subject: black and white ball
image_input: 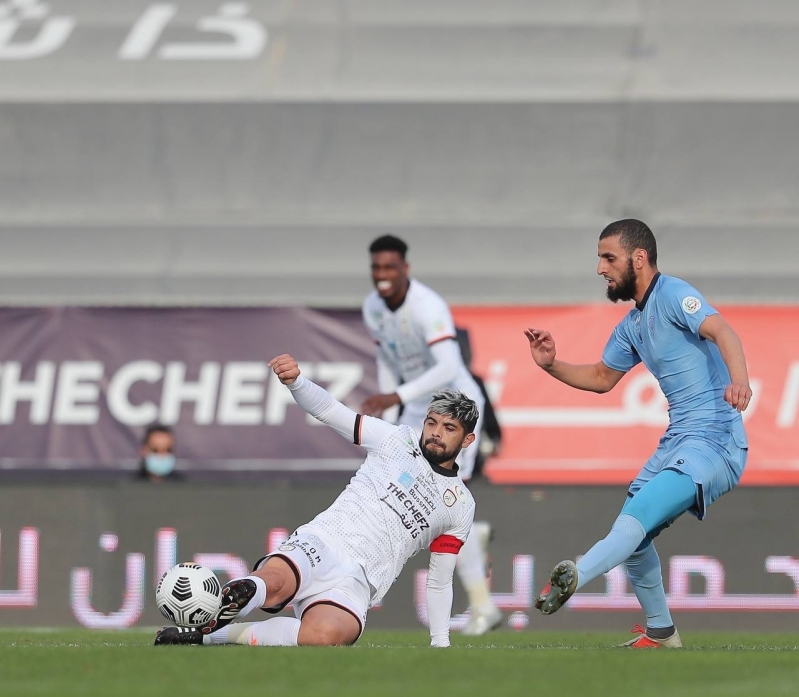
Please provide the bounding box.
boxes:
[156,562,222,627]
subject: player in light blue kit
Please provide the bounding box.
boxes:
[527,219,752,648]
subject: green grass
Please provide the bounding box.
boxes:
[1,629,798,697]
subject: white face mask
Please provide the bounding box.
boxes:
[144,454,176,477]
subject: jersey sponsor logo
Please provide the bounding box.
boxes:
[398,472,415,489]
[382,482,430,539]
[443,489,457,507]
[408,481,436,515]
[681,296,702,314]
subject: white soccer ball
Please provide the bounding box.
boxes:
[156,562,222,627]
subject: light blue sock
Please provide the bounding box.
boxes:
[575,514,646,591]
[624,541,673,629]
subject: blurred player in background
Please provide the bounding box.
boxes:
[527,219,751,648]
[456,327,503,480]
[155,354,478,648]
[360,235,501,636]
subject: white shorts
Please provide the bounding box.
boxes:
[255,526,370,638]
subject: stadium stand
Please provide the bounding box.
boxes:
[0,0,797,306]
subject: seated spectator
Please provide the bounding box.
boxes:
[138,423,182,482]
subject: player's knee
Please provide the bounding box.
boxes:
[256,558,298,602]
[299,621,358,646]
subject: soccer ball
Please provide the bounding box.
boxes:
[155,562,222,627]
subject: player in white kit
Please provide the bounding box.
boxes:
[155,353,478,648]
[360,235,502,636]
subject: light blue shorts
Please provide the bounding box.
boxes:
[628,428,748,521]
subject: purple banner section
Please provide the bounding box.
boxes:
[1,483,797,631]
[0,307,377,470]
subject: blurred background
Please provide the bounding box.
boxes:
[1,0,798,632]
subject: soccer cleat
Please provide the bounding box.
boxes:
[534,560,578,615]
[198,578,258,635]
[154,626,203,646]
[618,624,683,649]
[461,604,503,636]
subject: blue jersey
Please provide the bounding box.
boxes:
[602,274,747,446]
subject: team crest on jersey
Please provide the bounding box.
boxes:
[443,489,457,507]
[681,296,701,314]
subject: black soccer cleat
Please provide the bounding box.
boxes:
[198,578,258,635]
[154,626,203,646]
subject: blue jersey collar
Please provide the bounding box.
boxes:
[635,272,661,311]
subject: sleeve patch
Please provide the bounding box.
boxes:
[681,296,702,314]
[429,534,464,554]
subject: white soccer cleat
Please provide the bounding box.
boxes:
[617,624,683,649]
[461,604,503,636]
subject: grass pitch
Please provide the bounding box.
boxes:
[1,629,798,697]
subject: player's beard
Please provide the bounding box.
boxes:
[419,435,461,467]
[606,258,637,303]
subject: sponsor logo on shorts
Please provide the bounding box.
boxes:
[682,296,701,314]
[443,489,457,507]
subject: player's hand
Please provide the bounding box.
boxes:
[361,392,401,416]
[268,354,300,385]
[724,382,752,412]
[524,328,557,369]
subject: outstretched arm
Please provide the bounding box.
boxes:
[269,354,395,446]
[524,328,626,394]
[362,339,462,416]
[698,314,752,412]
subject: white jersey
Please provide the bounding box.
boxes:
[303,421,475,606]
[362,279,481,409]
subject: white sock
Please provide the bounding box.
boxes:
[456,529,494,612]
[204,626,229,645]
[236,576,268,619]
[217,618,301,646]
